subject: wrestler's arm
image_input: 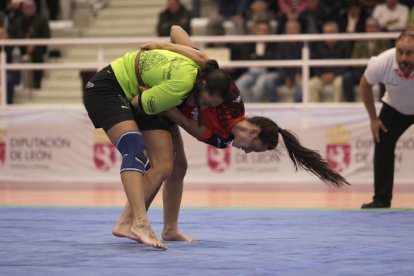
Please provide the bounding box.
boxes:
[360,75,387,143]
[164,108,208,139]
[140,40,208,66]
[164,108,231,148]
[140,26,209,66]
[170,25,196,48]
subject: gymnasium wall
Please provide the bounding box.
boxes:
[1,105,413,185]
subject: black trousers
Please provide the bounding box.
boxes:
[373,103,414,204]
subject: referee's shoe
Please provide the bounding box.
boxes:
[361,201,391,209]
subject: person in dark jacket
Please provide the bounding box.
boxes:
[308,21,351,102]
[9,0,50,89]
[0,25,20,104]
[337,0,370,34]
[235,19,279,102]
[157,0,192,37]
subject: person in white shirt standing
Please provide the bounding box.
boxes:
[360,32,414,208]
[372,0,409,32]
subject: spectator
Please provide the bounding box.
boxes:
[308,21,351,102]
[274,20,303,102]
[318,0,345,22]
[278,0,307,17]
[9,0,50,89]
[157,0,192,37]
[297,0,325,34]
[372,0,409,32]
[246,0,276,23]
[0,26,21,104]
[342,17,391,102]
[34,0,60,20]
[3,0,24,26]
[245,0,277,33]
[204,18,244,80]
[0,11,6,27]
[359,0,383,14]
[191,0,201,17]
[276,0,307,34]
[337,0,370,33]
[215,0,249,34]
[235,19,279,102]
[0,1,9,27]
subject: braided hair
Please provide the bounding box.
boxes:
[247,116,350,187]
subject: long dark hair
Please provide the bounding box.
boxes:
[248,116,350,187]
[191,59,232,123]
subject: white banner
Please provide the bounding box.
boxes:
[1,105,413,184]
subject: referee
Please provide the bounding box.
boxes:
[360,31,414,208]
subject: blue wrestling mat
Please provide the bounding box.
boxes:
[0,207,413,276]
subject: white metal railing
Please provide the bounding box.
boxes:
[0,32,400,108]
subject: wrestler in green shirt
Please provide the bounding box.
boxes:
[111,49,199,115]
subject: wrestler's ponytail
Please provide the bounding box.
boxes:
[248,116,349,187]
[279,127,349,187]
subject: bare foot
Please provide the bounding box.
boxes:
[112,223,142,243]
[131,221,167,250]
[162,229,196,242]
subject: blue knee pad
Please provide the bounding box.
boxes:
[116,132,147,174]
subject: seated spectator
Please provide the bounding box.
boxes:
[204,18,244,80]
[215,0,250,34]
[274,20,303,102]
[191,0,201,18]
[308,21,351,102]
[235,19,279,102]
[342,17,391,102]
[246,0,276,28]
[337,0,370,33]
[9,0,50,89]
[157,0,192,37]
[0,26,21,104]
[359,0,383,14]
[0,11,6,27]
[276,0,307,34]
[372,0,409,32]
[318,0,345,22]
[34,0,59,20]
[278,0,307,17]
[3,0,23,26]
[297,0,326,34]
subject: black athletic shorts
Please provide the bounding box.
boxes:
[83,65,173,132]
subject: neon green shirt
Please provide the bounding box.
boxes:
[110,49,199,115]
